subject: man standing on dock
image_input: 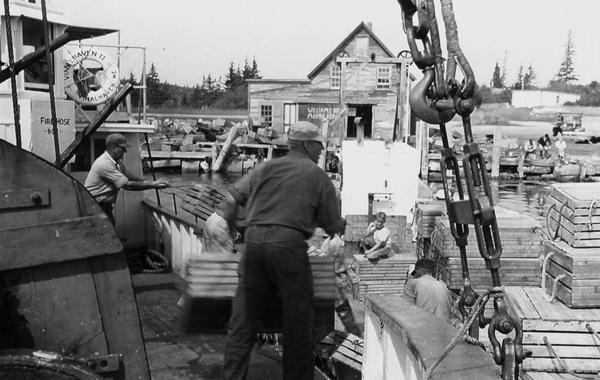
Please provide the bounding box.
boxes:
[85,133,168,225]
[220,121,345,380]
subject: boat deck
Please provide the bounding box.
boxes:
[133,270,363,379]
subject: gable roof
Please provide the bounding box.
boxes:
[307,21,396,80]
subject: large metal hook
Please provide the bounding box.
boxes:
[409,68,455,124]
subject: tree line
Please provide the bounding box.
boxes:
[475,31,600,107]
[122,58,261,111]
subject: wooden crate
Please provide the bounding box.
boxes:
[352,253,416,301]
[542,240,600,308]
[440,256,541,291]
[181,254,336,340]
[547,183,600,247]
[431,210,544,259]
[505,286,600,374]
[315,331,362,380]
[415,201,446,238]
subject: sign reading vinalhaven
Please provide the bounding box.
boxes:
[64,47,119,105]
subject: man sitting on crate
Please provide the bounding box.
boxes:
[404,258,453,324]
[358,212,392,260]
[220,121,345,380]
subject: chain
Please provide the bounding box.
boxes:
[396,0,525,375]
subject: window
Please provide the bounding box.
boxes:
[260,105,273,127]
[355,36,368,57]
[377,67,391,89]
[283,104,297,132]
[330,66,341,89]
[22,18,51,91]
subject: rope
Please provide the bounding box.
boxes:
[541,251,565,302]
[546,201,567,241]
[540,251,554,292]
[40,0,60,165]
[3,0,22,148]
[543,336,570,373]
[588,200,598,231]
[127,248,170,274]
[423,287,504,380]
[545,274,565,303]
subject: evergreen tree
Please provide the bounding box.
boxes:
[512,65,524,90]
[491,61,503,88]
[224,62,244,90]
[500,51,508,89]
[121,71,140,107]
[242,57,261,80]
[146,63,169,107]
[523,64,537,89]
[555,30,577,83]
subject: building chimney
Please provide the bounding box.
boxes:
[367,22,373,31]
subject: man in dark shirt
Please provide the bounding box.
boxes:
[220,121,345,380]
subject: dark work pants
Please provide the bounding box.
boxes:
[221,227,314,380]
[98,201,116,225]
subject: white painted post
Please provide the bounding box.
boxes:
[491,125,502,179]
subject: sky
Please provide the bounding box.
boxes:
[55,0,600,88]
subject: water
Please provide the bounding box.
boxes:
[144,171,556,227]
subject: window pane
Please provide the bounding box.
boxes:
[331,66,341,89]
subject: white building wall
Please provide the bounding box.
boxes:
[340,140,420,218]
[512,90,581,108]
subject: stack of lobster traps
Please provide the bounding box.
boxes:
[507,183,600,376]
[430,208,544,293]
[413,201,446,259]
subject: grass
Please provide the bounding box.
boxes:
[462,104,600,125]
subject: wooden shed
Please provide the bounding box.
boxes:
[247,22,415,144]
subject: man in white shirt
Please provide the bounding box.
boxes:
[85,133,168,224]
[404,259,452,323]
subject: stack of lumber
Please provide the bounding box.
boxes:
[542,240,600,308]
[352,253,416,301]
[546,183,600,248]
[414,201,446,259]
[315,331,362,380]
[431,208,544,292]
[505,286,600,374]
[180,184,226,221]
[181,254,336,340]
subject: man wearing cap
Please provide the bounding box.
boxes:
[220,121,345,380]
[85,133,168,224]
[404,258,453,324]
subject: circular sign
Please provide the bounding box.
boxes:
[64,47,119,105]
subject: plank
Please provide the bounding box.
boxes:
[91,253,151,380]
[522,357,600,373]
[0,215,122,271]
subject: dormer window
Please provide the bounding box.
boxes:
[377,67,391,89]
[330,66,341,89]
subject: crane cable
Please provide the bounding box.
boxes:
[3,0,22,148]
[40,0,61,166]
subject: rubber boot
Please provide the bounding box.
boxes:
[336,299,361,337]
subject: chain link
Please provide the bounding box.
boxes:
[397,0,526,375]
